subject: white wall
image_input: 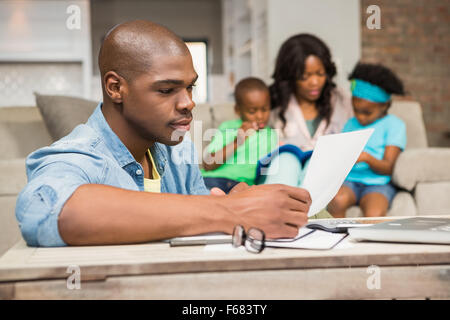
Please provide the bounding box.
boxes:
[90,0,223,75]
[267,0,361,90]
[0,0,92,106]
[90,0,224,103]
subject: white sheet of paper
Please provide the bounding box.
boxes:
[301,129,374,217]
[204,229,346,251]
[265,230,347,250]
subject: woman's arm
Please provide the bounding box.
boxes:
[357,146,402,176]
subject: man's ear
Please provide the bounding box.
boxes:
[104,71,125,103]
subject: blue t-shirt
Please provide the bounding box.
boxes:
[343,114,407,185]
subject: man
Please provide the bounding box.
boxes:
[16,20,311,247]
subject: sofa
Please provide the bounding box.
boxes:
[1,94,449,256]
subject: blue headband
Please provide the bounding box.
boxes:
[351,79,391,103]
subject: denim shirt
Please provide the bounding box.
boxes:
[15,103,209,247]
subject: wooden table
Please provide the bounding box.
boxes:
[0,216,449,300]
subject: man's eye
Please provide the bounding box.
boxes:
[158,88,173,94]
[187,84,196,91]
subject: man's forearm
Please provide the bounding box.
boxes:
[58,184,234,245]
[58,183,312,245]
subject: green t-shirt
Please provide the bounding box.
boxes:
[201,119,278,185]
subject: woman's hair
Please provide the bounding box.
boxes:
[269,34,337,128]
[348,62,405,95]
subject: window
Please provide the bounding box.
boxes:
[185,40,208,103]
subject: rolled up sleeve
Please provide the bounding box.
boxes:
[16,155,103,247]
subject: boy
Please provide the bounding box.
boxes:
[201,78,278,193]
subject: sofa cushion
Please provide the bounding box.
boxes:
[0,159,27,195]
[0,117,52,160]
[387,191,417,216]
[0,107,52,159]
[414,182,450,215]
[393,148,450,191]
[35,93,98,141]
[389,100,428,149]
[345,191,416,218]
[0,196,22,257]
[0,105,42,122]
[211,103,237,128]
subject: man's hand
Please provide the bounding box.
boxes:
[219,184,311,239]
[210,182,249,196]
[210,187,226,196]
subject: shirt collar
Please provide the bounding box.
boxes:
[87,103,168,173]
[87,103,140,168]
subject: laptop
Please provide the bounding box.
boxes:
[348,217,450,245]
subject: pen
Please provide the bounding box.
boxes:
[169,235,232,247]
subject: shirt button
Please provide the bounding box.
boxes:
[135,169,143,175]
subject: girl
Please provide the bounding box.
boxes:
[328,63,406,218]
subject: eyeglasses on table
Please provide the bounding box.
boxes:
[232,225,265,253]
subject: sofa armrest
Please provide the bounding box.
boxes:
[392,148,450,191]
[0,158,27,195]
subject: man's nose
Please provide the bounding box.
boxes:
[176,90,195,112]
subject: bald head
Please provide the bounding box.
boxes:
[98,20,190,83]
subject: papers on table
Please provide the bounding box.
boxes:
[195,228,347,251]
[301,129,374,217]
[265,229,347,250]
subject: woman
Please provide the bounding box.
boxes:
[259,33,353,187]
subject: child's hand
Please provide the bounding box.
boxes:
[240,121,258,132]
[237,121,258,144]
[356,151,370,163]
